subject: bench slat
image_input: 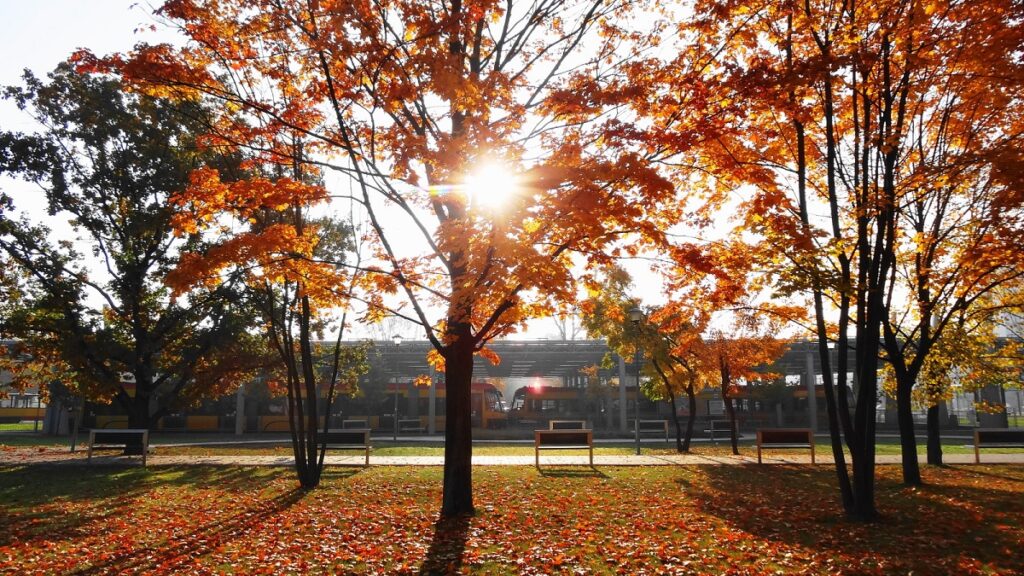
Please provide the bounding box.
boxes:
[91,433,146,445]
[549,420,587,430]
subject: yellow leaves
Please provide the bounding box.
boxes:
[170,168,328,237]
[426,349,446,372]
[166,163,350,308]
[478,346,501,366]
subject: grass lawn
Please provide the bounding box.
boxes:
[1,464,1021,575]
[0,422,39,431]
[3,431,1023,458]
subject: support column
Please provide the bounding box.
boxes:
[235,383,245,435]
[804,349,818,433]
[428,365,437,434]
[618,354,627,433]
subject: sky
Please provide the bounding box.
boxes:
[0,0,174,234]
[0,1,569,340]
[0,1,170,130]
[0,1,669,342]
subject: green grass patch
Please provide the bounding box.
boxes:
[0,422,40,431]
[5,432,1023,457]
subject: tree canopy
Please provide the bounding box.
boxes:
[0,63,264,428]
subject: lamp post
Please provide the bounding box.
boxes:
[392,334,402,442]
[628,306,643,456]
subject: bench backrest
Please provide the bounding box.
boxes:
[90,429,148,446]
[341,419,369,429]
[758,428,812,444]
[549,420,587,430]
[322,429,370,445]
[637,420,667,430]
[975,428,1024,444]
[536,430,592,446]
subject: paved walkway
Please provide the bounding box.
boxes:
[3,448,1023,467]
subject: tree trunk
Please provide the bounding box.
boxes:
[926,404,943,466]
[666,387,683,453]
[123,392,151,455]
[895,378,922,485]
[723,396,739,455]
[651,359,684,453]
[441,337,475,518]
[683,385,696,452]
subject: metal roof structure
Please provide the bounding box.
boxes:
[371,339,615,381]
[363,338,863,382]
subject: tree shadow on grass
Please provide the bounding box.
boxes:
[319,467,364,481]
[689,464,1024,574]
[418,515,471,575]
[953,465,1024,483]
[0,466,279,547]
[536,467,609,479]
[72,485,308,575]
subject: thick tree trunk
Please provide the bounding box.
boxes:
[441,337,475,518]
[122,392,152,455]
[126,395,151,429]
[895,379,922,485]
[926,404,943,466]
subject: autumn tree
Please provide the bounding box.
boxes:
[86,0,674,516]
[663,0,1024,519]
[0,64,263,430]
[671,0,905,519]
[876,13,1024,474]
[580,267,689,446]
[704,318,788,455]
[641,316,710,453]
[167,139,373,488]
[884,302,1024,465]
[656,237,794,455]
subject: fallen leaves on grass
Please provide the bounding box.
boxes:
[0,465,1021,574]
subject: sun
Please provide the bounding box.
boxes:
[464,160,519,211]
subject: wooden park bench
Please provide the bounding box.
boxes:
[398,419,426,434]
[704,419,739,442]
[756,428,815,464]
[973,428,1024,463]
[87,429,149,466]
[341,419,369,429]
[549,420,587,430]
[535,429,593,467]
[634,419,669,442]
[321,429,372,466]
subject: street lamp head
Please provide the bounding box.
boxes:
[628,306,643,325]
[392,334,403,346]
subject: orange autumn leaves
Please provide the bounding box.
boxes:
[165,167,344,309]
[2,465,1023,575]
